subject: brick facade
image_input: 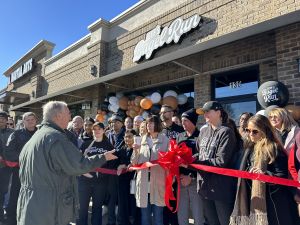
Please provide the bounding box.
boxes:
[3,0,300,119]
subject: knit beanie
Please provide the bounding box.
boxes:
[181,108,198,126]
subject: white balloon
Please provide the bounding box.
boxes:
[163,90,177,98]
[116,92,124,98]
[108,104,113,112]
[177,94,188,105]
[142,111,149,119]
[109,96,118,105]
[111,104,119,113]
[151,92,161,104]
[256,110,267,117]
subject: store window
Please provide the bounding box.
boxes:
[212,66,259,125]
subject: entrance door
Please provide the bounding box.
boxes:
[212,66,259,125]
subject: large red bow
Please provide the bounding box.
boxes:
[157,139,194,212]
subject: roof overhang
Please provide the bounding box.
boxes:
[10,10,300,111]
[0,91,30,105]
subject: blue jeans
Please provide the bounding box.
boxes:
[140,197,163,225]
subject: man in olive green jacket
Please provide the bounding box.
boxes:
[17,101,117,225]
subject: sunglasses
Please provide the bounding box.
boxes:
[7,123,14,125]
[245,129,259,135]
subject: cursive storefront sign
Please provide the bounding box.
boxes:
[133,14,202,62]
[10,58,34,83]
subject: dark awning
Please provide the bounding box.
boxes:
[0,91,30,104]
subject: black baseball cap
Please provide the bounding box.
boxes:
[196,101,223,115]
[92,122,105,129]
[0,111,9,120]
[110,113,123,122]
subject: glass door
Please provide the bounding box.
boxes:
[212,66,259,125]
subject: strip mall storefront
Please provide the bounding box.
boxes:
[1,0,300,124]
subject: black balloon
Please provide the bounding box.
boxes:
[99,101,109,112]
[257,81,289,109]
[150,104,161,115]
[117,109,126,119]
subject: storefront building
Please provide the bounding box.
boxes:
[1,0,300,123]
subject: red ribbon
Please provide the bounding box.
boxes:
[156,140,194,212]
[0,159,19,168]
[190,164,300,188]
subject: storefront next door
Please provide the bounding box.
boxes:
[212,66,259,125]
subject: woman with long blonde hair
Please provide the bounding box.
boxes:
[268,107,299,155]
[230,114,298,225]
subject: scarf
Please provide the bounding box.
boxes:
[229,147,268,225]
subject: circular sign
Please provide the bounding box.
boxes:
[257,81,289,109]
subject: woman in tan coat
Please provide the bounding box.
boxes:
[131,115,169,225]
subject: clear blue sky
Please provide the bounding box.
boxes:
[0,0,139,90]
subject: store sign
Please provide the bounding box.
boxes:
[229,81,242,89]
[133,14,202,62]
[10,58,33,83]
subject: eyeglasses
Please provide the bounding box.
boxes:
[7,123,13,125]
[245,129,259,135]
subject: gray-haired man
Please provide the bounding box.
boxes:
[17,101,117,225]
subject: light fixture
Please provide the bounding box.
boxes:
[90,65,97,76]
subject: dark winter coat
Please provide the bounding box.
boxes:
[17,121,107,225]
[196,124,237,203]
[236,148,299,225]
[4,127,37,162]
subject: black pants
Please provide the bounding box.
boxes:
[107,175,118,225]
[199,195,234,225]
[5,168,20,225]
[77,179,107,225]
[117,176,131,225]
[0,167,12,222]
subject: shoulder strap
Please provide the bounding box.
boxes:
[83,140,95,156]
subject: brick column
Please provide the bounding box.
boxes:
[276,22,300,105]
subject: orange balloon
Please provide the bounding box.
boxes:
[95,114,104,122]
[134,96,143,106]
[128,109,138,118]
[140,98,153,110]
[162,96,178,110]
[119,96,129,110]
[134,105,140,112]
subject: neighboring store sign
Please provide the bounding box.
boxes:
[133,14,202,62]
[10,58,33,83]
[82,102,91,110]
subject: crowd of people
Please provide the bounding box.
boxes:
[0,100,300,225]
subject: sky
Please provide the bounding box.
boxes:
[0,0,139,90]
